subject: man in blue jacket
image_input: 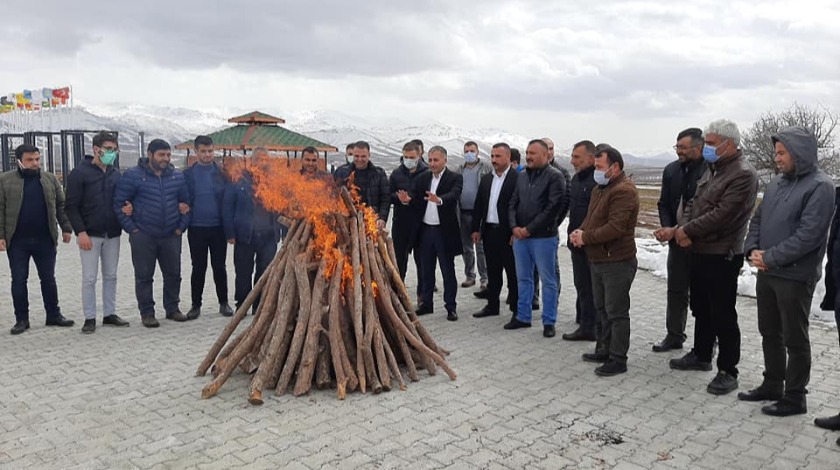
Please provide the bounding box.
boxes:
[65,131,130,333]
[740,126,835,416]
[183,135,232,320]
[223,147,286,313]
[114,139,190,327]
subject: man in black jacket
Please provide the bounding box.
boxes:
[506,139,565,337]
[65,131,131,333]
[334,141,390,229]
[471,143,518,319]
[653,128,707,352]
[183,135,232,320]
[412,146,463,321]
[390,141,429,293]
[562,140,599,341]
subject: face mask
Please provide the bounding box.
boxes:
[703,144,721,163]
[100,149,118,166]
[17,160,40,177]
[464,151,478,163]
[403,158,418,170]
[593,169,610,186]
[516,164,524,172]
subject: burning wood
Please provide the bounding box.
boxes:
[196,159,455,402]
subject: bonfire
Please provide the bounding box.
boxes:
[196,156,456,403]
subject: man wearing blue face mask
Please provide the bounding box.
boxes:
[455,141,492,292]
[65,131,130,333]
[672,119,759,396]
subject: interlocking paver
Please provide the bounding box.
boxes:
[1,239,839,469]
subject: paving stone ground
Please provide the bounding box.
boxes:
[1,238,839,469]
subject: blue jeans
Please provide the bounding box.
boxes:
[513,236,559,325]
[7,236,61,323]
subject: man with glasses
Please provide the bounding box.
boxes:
[652,128,707,352]
[66,131,131,333]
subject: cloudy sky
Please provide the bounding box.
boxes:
[2,0,839,153]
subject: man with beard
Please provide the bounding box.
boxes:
[66,131,130,333]
[114,139,190,327]
[652,128,707,352]
[471,143,519,320]
[0,144,74,335]
[506,140,565,337]
[671,119,759,395]
[390,141,429,298]
[300,146,331,181]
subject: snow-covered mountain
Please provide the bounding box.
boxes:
[0,104,671,171]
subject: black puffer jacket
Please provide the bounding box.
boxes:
[508,164,565,239]
[65,155,122,238]
[334,163,391,222]
[389,160,429,246]
[550,159,572,225]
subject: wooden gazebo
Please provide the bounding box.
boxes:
[175,111,337,170]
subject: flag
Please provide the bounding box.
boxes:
[51,98,60,107]
[0,96,8,106]
[16,92,29,104]
[0,105,13,113]
[23,90,32,100]
[52,87,70,99]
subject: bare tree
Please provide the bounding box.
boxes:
[742,103,839,185]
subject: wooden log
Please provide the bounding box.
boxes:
[365,240,392,391]
[377,239,414,315]
[293,257,331,396]
[382,328,407,391]
[338,287,357,368]
[349,214,367,393]
[326,258,350,399]
[275,258,324,396]
[195,219,296,377]
[358,214,382,394]
[339,186,358,218]
[315,331,332,390]
[248,252,302,405]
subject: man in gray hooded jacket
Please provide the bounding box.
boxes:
[739,126,834,417]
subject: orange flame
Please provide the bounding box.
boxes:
[371,281,379,299]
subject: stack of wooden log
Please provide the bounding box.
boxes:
[196,188,456,403]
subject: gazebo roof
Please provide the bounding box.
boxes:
[175,111,337,152]
[228,111,286,124]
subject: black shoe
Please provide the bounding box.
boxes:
[503,319,532,330]
[669,352,713,371]
[166,310,188,322]
[582,352,609,363]
[473,308,499,318]
[219,303,234,317]
[762,398,807,417]
[473,288,489,299]
[531,300,540,311]
[737,384,783,402]
[46,315,74,327]
[595,360,627,376]
[814,413,840,431]
[187,306,201,320]
[707,371,739,395]
[142,316,160,328]
[543,325,556,338]
[652,337,684,352]
[415,305,433,316]
[10,321,30,335]
[102,314,129,327]
[461,279,476,288]
[447,310,458,321]
[562,327,597,342]
[81,319,96,334]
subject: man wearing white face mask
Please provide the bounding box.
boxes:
[390,141,429,304]
[455,141,492,291]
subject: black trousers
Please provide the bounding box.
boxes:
[570,246,598,336]
[233,235,277,307]
[690,253,743,376]
[8,236,61,323]
[418,225,457,312]
[756,274,814,398]
[482,225,517,313]
[393,230,423,293]
[665,242,692,343]
[129,231,182,317]
[187,226,229,307]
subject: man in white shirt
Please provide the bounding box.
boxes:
[410,146,464,321]
[471,143,520,319]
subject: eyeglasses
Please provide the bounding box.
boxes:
[673,145,697,151]
[101,146,119,152]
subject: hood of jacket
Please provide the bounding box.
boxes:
[772,126,818,178]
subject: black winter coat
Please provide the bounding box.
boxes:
[389,160,429,248]
[657,158,706,228]
[334,163,391,222]
[508,165,565,239]
[65,155,122,238]
[567,165,596,234]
